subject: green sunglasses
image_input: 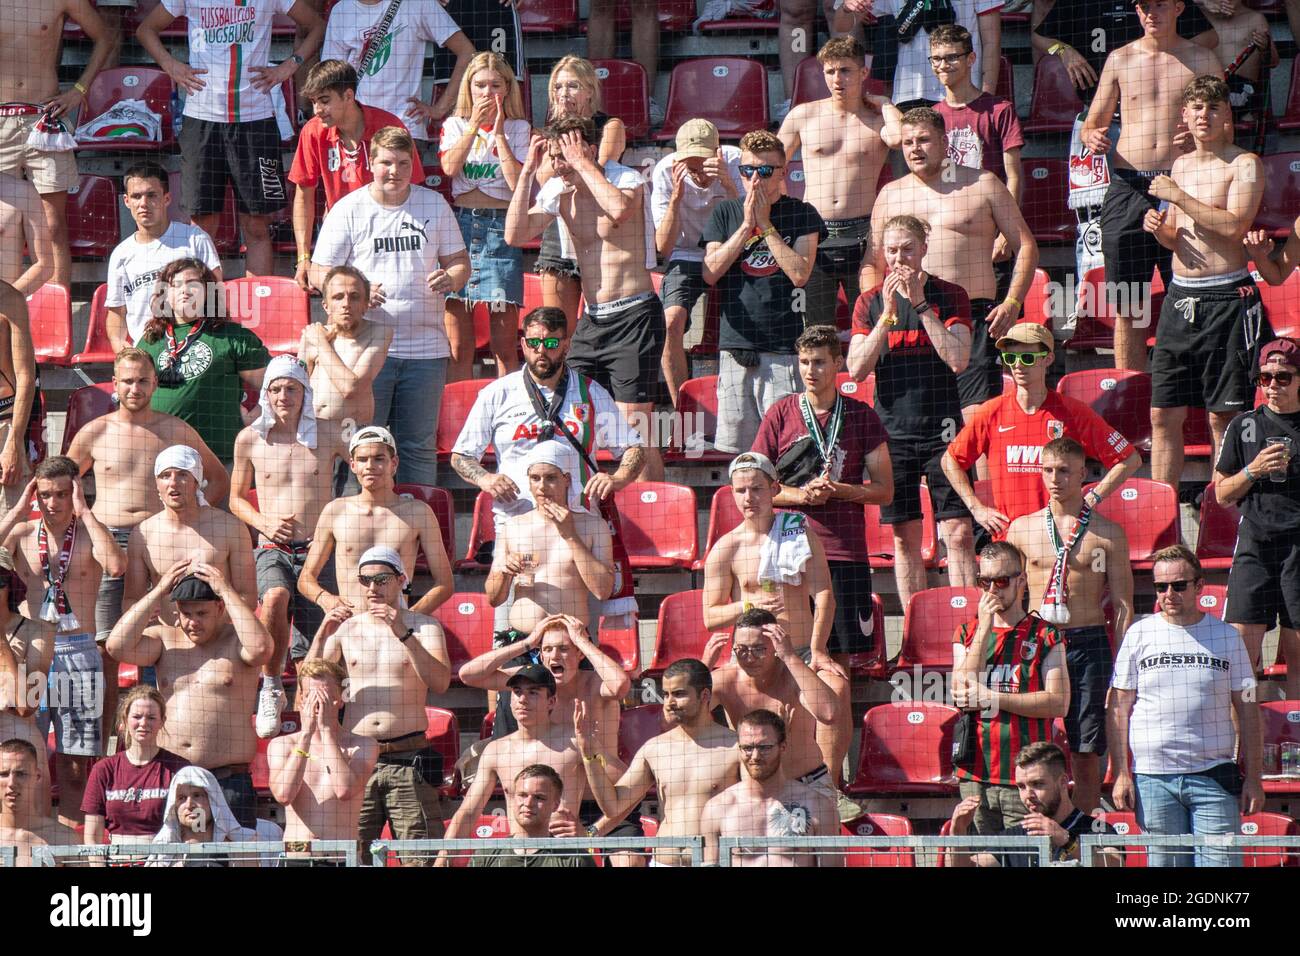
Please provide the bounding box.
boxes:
[1000,350,1048,368]
[523,336,563,350]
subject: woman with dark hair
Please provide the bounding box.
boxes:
[137,258,270,465]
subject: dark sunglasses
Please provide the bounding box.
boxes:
[1154,579,1197,593]
[1001,351,1048,368]
[976,575,1015,590]
[739,163,782,179]
[1259,371,1295,387]
[358,572,398,587]
[523,336,562,350]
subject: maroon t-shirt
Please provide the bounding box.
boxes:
[751,394,888,562]
[933,93,1024,183]
[81,749,190,837]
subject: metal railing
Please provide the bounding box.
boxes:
[1079,834,1300,867]
[717,835,1054,867]
[369,837,705,867]
[29,840,360,867]
[0,846,14,867]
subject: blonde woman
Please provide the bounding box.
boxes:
[440,52,532,381]
[535,56,627,334]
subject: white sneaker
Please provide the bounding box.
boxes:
[255,684,284,739]
[773,98,792,124]
[649,97,666,127]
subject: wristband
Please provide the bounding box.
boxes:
[583,753,606,768]
[760,226,777,241]
[297,253,311,264]
[398,627,415,644]
[1245,465,1257,482]
[290,53,304,66]
[914,300,931,315]
[293,748,312,759]
[1047,42,1065,57]
[73,81,88,95]
[1003,295,1022,311]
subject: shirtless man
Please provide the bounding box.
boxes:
[68,348,226,730]
[230,355,347,737]
[506,116,665,481]
[1204,0,1276,125]
[0,0,111,289]
[0,280,39,513]
[704,611,837,794]
[779,36,902,314]
[1142,75,1266,485]
[485,441,613,633]
[0,550,52,813]
[0,457,123,825]
[872,107,1038,422]
[298,425,452,616]
[575,658,740,867]
[1080,0,1223,372]
[0,738,74,866]
[267,657,377,858]
[0,172,52,295]
[442,664,590,865]
[308,547,450,854]
[125,445,256,615]
[699,709,840,867]
[1005,437,1134,814]
[106,561,273,830]
[702,453,846,788]
[300,265,392,427]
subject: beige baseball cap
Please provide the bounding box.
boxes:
[673,119,719,161]
[995,323,1055,353]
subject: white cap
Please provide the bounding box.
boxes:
[727,451,778,482]
[349,425,397,455]
[358,546,405,577]
[153,444,208,506]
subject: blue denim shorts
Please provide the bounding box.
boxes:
[449,205,524,306]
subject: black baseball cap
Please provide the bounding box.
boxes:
[170,575,220,602]
[506,663,557,695]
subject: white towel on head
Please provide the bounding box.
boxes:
[757,512,813,588]
[523,439,585,511]
[250,354,317,449]
[152,766,245,847]
[154,444,208,507]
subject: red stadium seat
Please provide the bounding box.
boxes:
[67,176,121,259]
[1255,153,1300,238]
[1261,701,1300,794]
[1056,369,1154,455]
[993,55,1014,105]
[649,589,730,673]
[1020,159,1073,245]
[1024,55,1084,135]
[519,0,577,33]
[790,55,889,106]
[598,616,641,674]
[459,491,496,571]
[60,382,116,455]
[77,67,175,151]
[694,485,742,571]
[1196,484,1239,572]
[784,160,806,200]
[895,586,978,671]
[840,811,915,867]
[845,702,960,795]
[393,484,455,571]
[1180,406,1213,459]
[864,484,938,569]
[436,378,492,462]
[672,375,733,463]
[1092,810,1147,867]
[116,664,139,690]
[1240,812,1299,867]
[618,703,668,766]
[1083,478,1180,570]
[435,592,494,681]
[26,284,73,366]
[424,706,463,798]
[1252,264,1300,338]
[655,58,770,142]
[72,284,119,366]
[222,276,307,355]
[836,372,875,405]
[614,481,699,569]
[1279,56,1300,132]
[593,59,650,141]
[1021,269,1054,327]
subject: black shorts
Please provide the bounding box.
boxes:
[568,295,668,405]
[806,215,870,324]
[534,220,580,278]
[1062,625,1111,756]
[1225,523,1300,630]
[882,436,970,525]
[179,116,287,217]
[578,799,646,838]
[659,259,707,320]
[1100,167,1173,289]
[1151,272,1270,413]
[955,298,1003,409]
[827,560,875,655]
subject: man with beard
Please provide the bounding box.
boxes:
[950,741,1119,867]
[575,658,740,867]
[699,709,840,867]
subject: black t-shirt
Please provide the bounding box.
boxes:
[992,808,1113,867]
[701,195,827,353]
[1216,406,1300,534]
[1034,2,1214,107]
[850,275,972,441]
